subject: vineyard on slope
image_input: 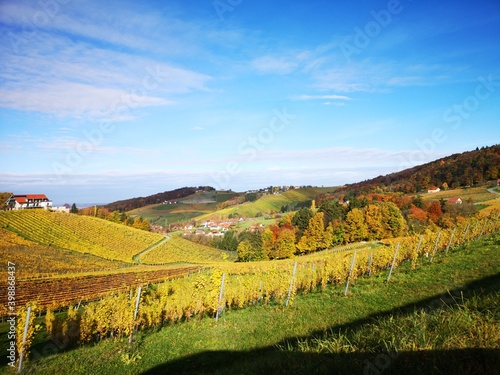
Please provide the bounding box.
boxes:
[17,215,497,349]
[0,266,204,315]
[140,236,238,264]
[0,210,164,262]
[0,228,128,279]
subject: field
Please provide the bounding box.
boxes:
[195,187,334,221]
[0,265,203,313]
[2,227,498,374]
[0,189,498,374]
[126,187,335,226]
[140,236,238,264]
[0,210,164,263]
[132,202,221,225]
[127,190,237,225]
[0,211,233,313]
[0,228,129,279]
[421,186,496,203]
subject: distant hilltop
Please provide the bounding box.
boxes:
[104,186,215,212]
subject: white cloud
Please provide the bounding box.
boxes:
[0,1,212,122]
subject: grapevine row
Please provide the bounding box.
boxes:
[141,236,238,264]
[16,215,498,348]
[0,210,164,262]
[0,266,204,314]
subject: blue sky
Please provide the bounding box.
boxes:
[1,0,499,205]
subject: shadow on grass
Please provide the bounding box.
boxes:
[141,348,499,375]
[141,273,500,375]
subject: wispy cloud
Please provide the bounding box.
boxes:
[252,56,298,75]
[0,1,212,122]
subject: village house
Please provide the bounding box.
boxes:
[427,186,441,194]
[448,197,463,204]
[52,204,71,213]
[5,194,52,210]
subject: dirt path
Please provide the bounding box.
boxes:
[133,235,170,264]
[487,187,500,197]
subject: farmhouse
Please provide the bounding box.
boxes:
[427,186,441,194]
[6,194,52,210]
[448,197,463,204]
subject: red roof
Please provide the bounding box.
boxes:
[12,194,49,203]
[448,197,462,203]
[26,194,48,199]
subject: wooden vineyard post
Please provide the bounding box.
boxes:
[445,228,456,255]
[367,248,374,277]
[480,219,488,237]
[215,273,226,322]
[259,280,263,302]
[285,262,298,307]
[133,286,142,320]
[344,251,357,296]
[387,243,400,283]
[472,220,479,239]
[415,235,423,255]
[18,306,31,374]
[461,223,470,243]
[129,286,142,344]
[430,231,441,263]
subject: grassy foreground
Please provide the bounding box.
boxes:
[2,234,499,374]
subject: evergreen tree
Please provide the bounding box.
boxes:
[292,207,314,238]
[318,199,346,224]
[220,231,238,251]
[70,203,78,214]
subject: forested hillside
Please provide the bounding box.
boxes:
[341,144,500,194]
[104,186,215,212]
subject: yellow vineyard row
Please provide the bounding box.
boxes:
[0,210,163,262]
[141,236,238,264]
[15,215,498,349]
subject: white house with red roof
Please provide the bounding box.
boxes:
[427,186,441,194]
[448,197,463,204]
[5,194,52,210]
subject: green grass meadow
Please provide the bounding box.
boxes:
[2,232,499,374]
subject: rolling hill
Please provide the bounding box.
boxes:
[104,186,216,212]
[339,144,500,195]
[194,187,334,221]
[0,210,164,262]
